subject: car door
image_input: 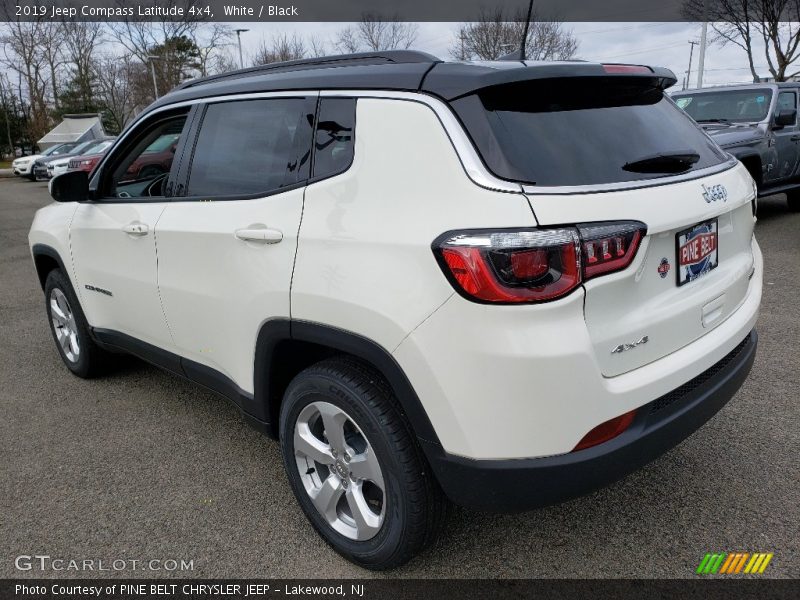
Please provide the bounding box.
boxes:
[155,94,316,393]
[769,90,800,182]
[69,108,194,352]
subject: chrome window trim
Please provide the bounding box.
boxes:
[104,89,738,196]
[521,158,739,196]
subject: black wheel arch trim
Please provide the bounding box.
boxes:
[277,319,442,446]
[31,243,70,291]
[86,320,443,451]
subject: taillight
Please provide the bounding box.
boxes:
[578,222,645,280]
[572,409,637,452]
[433,221,646,304]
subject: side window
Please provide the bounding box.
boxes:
[313,98,356,179]
[778,91,796,111]
[187,98,314,198]
[102,114,189,199]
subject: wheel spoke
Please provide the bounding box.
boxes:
[59,332,71,355]
[346,485,382,540]
[317,403,348,453]
[56,292,71,319]
[69,332,80,355]
[294,424,335,465]
[50,298,68,325]
[310,475,344,523]
[348,448,382,486]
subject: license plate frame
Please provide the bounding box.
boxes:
[675,218,719,287]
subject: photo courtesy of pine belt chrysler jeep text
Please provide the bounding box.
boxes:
[28,52,762,570]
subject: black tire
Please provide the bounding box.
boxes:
[279,357,448,570]
[44,269,110,378]
[787,189,800,212]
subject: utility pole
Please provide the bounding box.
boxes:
[697,22,708,88]
[235,29,249,69]
[147,55,160,99]
[687,40,698,89]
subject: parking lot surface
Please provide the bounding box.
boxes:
[1,178,797,578]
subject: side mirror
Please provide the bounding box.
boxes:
[774,108,797,128]
[49,170,89,203]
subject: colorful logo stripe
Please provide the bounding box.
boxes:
[696,552,773,574]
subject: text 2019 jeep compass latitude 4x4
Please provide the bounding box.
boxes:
[29,52,762,569]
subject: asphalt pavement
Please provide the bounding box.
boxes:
[0,177,797,578]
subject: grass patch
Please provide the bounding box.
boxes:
[0,161,11,169]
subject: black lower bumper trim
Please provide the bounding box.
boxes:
[423,330,758,513]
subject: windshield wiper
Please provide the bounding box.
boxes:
[622,151,700,174]
[696,118,730,123]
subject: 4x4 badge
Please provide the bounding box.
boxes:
[702,183,728,203]
[611,336,649,354]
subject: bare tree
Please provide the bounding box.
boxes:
[683,0,800,82]
[190,23,233,77]
[108,4,203,96]
[0,73,16,153]
[61,22,106,111]
[93,53,142,133]
[335,15,418,53]
[308,36,329,58]
[209,49,240,75]
[252,33,307,65]
[0,19,52,146]
[450,8,578,61]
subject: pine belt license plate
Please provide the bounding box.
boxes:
[676,219,718,286]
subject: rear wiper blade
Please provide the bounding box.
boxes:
[622,151,700,174]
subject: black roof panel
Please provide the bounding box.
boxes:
[145,52,677,115]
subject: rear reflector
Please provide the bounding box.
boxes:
[572,410,637,452]
[602,64,653,75]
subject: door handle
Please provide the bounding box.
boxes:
[235,227,283,244]
[122,222,149,236]
[791,135,800,141]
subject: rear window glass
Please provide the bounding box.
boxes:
[313,98,356,179]
[452,78,728,187]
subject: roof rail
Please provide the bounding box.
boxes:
[176,50,441,91]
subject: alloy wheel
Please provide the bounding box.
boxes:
[293,401,386,541]
[50,288,80,363]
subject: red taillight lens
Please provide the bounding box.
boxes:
[572,409,637,452]
[578,222,645,280]
[436,229,581,303]
[602,64,653,75]
[434,221,646,304]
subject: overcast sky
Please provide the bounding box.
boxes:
[229,21,775,89]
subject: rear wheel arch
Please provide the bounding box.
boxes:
[254,320,442,448]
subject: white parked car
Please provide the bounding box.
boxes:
[28,52,762,569]
[12,143,78,179]
[45,140,115,179]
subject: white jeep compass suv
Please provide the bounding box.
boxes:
[28,52,762,570]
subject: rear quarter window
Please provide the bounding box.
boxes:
[452,78,728,187]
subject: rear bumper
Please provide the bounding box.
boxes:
[424,330,757,512]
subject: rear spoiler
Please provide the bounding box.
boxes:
[422,62,678,101]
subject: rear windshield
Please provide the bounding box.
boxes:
[451,78,728,187]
